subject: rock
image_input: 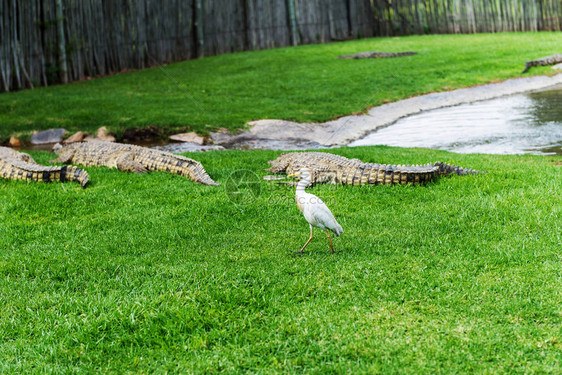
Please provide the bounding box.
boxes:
[553,63,562,71]
[8,136,21,147]
[84,136,102,142]
[63,131,87,144]
[96,127,116,142]
[154,143,226,153]
[209,128,233,144]
[169,131,205,145]
[101,135,117,142]
[30,128,67,144]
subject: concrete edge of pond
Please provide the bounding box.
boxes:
[228,73,562,147]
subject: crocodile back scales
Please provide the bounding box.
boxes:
[266,152,484,186]
[54,141,219,186]
[522,54,562,73]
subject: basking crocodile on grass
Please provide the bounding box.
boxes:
[338,51,417,59]
[522,54,562,73]
[50,141,219,186]
[265,152,484,186]
[0,146,89,188]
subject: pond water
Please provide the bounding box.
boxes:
[350,85,562,156]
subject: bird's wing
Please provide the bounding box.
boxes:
[302,194,337,229]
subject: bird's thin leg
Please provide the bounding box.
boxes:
[325,230,334,254]
[297,225,314,255]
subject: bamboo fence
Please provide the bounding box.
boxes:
[372,0,562,35]
[0,0,560,92]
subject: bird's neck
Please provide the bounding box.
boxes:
[295,177,310,212]
[296,177,310,194]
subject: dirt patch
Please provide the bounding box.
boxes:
[120,126,167,142]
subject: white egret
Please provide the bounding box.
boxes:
[288,168,343,254]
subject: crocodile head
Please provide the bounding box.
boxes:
[52,143,63,154]
[265,153,291,173]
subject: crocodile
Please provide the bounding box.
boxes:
[0,146,89,188]
[265,152,484,186]
[50,141,219,186]
[522,54,562,73]
[338,51,417,59]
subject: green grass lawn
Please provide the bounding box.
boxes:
[0,146,560,373]
[1,32,561,372]
[1,32,561,142]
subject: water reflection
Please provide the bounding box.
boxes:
[351,86,562,155]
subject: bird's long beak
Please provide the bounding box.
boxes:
[288,172,302,178]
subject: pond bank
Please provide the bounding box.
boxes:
[10,74,562,154]
[223,73,562,148]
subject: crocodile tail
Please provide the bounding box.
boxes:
[190,162,220,186]
[352,164,438,186]
[61,165,90,188]
[173,157,220,186]
[395,165,440,185]
[433,162,485,176]
[150,152,218,186]
[2,163,89,188]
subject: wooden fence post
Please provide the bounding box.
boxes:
[55,0,67,83]
[194,0,204,58]
[286,0,298,46]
